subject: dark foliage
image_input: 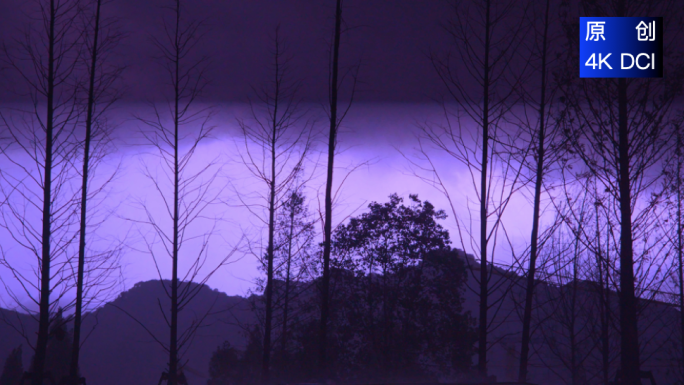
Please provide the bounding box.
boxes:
[208,194,476,384]
[332,193,450,271]
[0,346,22,385]
[27,310,75,383]
[207,342,240,385]
[207,328,262,385]
[327,194,475,381]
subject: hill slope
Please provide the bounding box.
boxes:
[0,267,681,385]
[78,280,254,385]
[0,280,255,385]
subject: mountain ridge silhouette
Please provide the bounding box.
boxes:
[0,279,256,385]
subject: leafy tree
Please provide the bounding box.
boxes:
[207,328,262,385]
[333,194,451,273]
[246,187,317,381]
[271,189,317,364]
[45,311,73,383]
[0,346,23,385]
[214,195,474,383]
[391,249,477,378]
[327,194,475,381]
[28,309,74,384]
[207,341,248,385]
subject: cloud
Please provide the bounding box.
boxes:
[0,102,549,308]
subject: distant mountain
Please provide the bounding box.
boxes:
[0,308,35,369]
[1,264,681,385]
[78,280,255,385]
[0,280,256,385]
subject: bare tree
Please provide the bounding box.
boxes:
[235,25,313,384]
[558,1,684,382]
[242,185,319,382]
[551,151,674,384]
[513,0,569,380]
[675,125,684,382]
[591,181,620,385]
[128,1,234,384]
[68,0,125,383]
[319,0,359,376]
[536,234,599,385]
[409,0,529,377]
[539,177,610,385]
[662,119,684,383]
[0,1,82,384]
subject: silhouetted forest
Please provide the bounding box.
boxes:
[0,0,683,385]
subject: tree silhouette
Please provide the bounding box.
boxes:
[330,194,475,381]
[128,1,235,384]
[207,341,244,385]
[235,25,313,383]
[21,309,76,385]
[214,194,475,383]
[0,346,23,385]
[419,0,529,377]
[273,188,317,362]
[41,310,74,383]
[558,1,684,383]
[207,328,263,385]
[319,0,360,375]
[69,0,124,383]
[662,120,684,383]
[536,188,602,385]
[0,1,82,383]
[319,0,343,376]
[514,0,567,380]
[241,187,318,383]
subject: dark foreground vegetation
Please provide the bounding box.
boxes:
[207,195,477,385]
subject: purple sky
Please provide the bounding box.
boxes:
[0,0,502,305]
[0,0,680,310]
[0,0,453,103]
[0,101,542,310]
[111,103,537,297]
[0,0,462,307]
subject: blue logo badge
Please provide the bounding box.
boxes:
[579,17,663,78]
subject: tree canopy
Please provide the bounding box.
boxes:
[208,194,475,384]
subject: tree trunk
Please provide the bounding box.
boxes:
[169,1,181,383]
[477,0,491,377]
[34,1,56,384]
[262,36,280,383]
[518,0,550,381]
[601,276,610,385]
[617,76,640,385]
[676,128,684,382]
[595,188,610,385]
[382,265,389,372]
[319,0,342,377]
[570,244,579,385]
[70,1,102,382]
[281,197,295,356]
